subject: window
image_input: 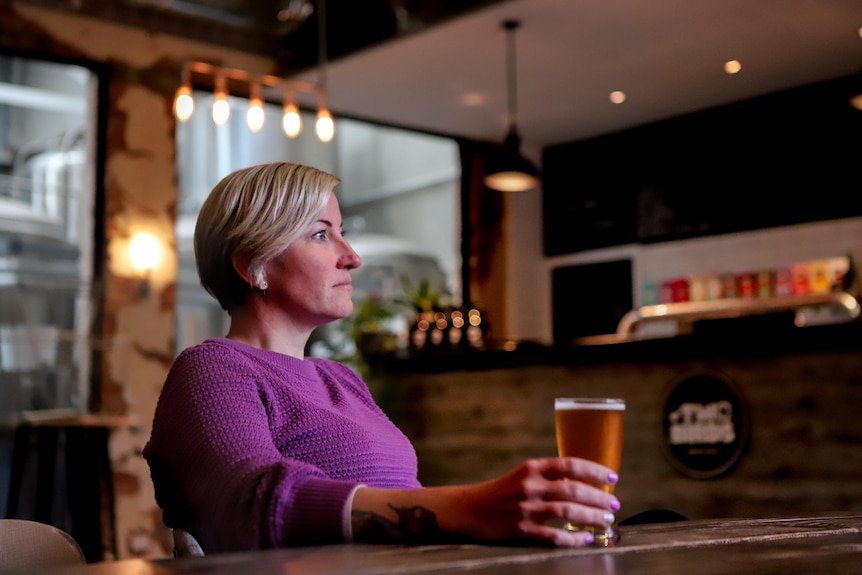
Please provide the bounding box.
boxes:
[0,54,98,417]
[175,91,460,357]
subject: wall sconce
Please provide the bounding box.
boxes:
[173,61,334,142]
[129,231,163,296]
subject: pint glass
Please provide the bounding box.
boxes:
[554,397,625,546]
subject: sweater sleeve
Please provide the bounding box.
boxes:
[144,345,361,552]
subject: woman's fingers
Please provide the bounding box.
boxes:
[517,521,597,547]
[519,458,620,510]
[537,457,619,487]
[465,457,622,546]
[556,477,620,511]
[521,498,616,531]
[521,457,621,544]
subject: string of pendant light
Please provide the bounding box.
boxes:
[172,0,334,142]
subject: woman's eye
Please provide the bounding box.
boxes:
[312,230,327,240]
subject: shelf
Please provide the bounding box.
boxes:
[615,291,860,340]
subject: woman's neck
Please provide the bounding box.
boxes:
[225,302,310,359]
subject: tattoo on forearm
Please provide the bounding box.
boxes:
[352,503,452,544]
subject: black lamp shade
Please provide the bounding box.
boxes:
[483,129,539,192]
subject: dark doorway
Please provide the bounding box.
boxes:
[552,259,633,344]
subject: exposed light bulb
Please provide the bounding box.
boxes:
[212,75,231,126]
[246,85,265,132]
[282,101,302,138]
[212,96,230,126]
[316,108,334,142]
[174,84,194,122]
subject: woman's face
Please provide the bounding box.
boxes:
[263,193,362,330]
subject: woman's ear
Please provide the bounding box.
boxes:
[232,253,267,292]
[231,253,255,286]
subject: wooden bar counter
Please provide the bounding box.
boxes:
[7,512,862,574]
[370,321,862,522]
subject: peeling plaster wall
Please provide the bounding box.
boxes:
[1,2,275,559]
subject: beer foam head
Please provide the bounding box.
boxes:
[555,397,625,410]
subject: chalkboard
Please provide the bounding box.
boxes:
[543,72,862,256]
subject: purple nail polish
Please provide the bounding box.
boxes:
[608,472,619,483]
[584,534,595,546]
[610,499,621,511]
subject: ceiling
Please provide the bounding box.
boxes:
[295,0,862,152]
[18,0,862,152]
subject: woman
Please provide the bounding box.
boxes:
[143,162,620,554]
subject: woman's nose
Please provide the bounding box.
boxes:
[340,241,362,270]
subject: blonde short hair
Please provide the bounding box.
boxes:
[194,162,339,313]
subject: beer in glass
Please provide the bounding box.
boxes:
[554,397,625,545]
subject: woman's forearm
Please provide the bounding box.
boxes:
[350,485,464,544]
[349,458,620,547]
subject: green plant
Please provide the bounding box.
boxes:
[398,276,449,313]
[341,296,398,341]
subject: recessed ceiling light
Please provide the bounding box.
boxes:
[724,60,742,74]
[609,90,626,104]
[460,92,486,106]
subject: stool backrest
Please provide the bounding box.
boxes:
[0,519,86,569]
[172,528,205,557]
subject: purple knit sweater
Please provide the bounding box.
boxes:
[143,337,420,553]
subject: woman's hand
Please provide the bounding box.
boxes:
[351,457,620,547]
[442,457,620,546]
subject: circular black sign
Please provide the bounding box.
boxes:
[660,370,749,479]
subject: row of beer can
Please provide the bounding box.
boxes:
[643,256,851,305]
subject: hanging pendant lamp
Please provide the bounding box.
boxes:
[484,19,539,192]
